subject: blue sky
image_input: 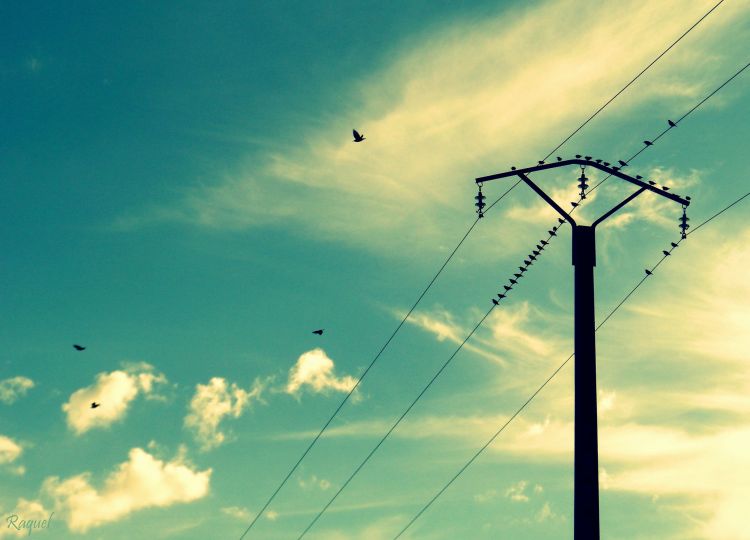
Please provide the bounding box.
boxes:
[1,1,749,539]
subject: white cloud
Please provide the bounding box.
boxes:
[505,480,530,502]
[285,349,357,396]
[0,435,22,465]
[123,0,746,256]
[42,447,211,533]
[221,506,251,521]
[0,376,34,404]
[62,362,167,434]
[297,474,332,491]
[184,376,266,451]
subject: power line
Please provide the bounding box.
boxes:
[391,190,750,539]
[238,6,725,535]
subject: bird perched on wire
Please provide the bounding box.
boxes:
[645,269,653,276]
[643,140,653,146]
[618,160,628,167]
[352,129,366,142]
[492,299,500,306]
[662,250,671,256]
[497,293,506,299]
[73,344,86,351]
[504,285,512,292]
[668,119,676,127]
[90,402,100,409]
[312,329,324,335]
[670,242,679,248]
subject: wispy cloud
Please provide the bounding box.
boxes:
[0,376,34,405]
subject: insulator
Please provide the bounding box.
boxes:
[475,186,486,218]
[679,207,690,239]
[578,167,589,199]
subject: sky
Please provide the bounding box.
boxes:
[0,1,749,539]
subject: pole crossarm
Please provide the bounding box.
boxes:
[475,159,690,207]
[518,173,577,226]
[591,187,646,228]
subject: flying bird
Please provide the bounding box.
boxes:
[668,119,676,127]
[645,269,653,276]
[312,329,324,335]
[352,129,366,142]
[90,402,100,409]
[643,140,653,146]
[73,344,85,351]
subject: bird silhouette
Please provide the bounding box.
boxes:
[90,402,100,409]
[492,299,499,306]
[528,254,537,261]
[636,175,643,180]
[618,160,628,167]
[670,242,679,248]
[519,267,527,273]
[73,344,86,351]
[668,119,676,127]
[312,329,324,335]
[514,273,523,279]
[575,154,582,158]
[540,240,549,246]
[504,285,512,292]
[603,161,610,167]
[548,229,557,236]
[662,186,671,191]
[662,250,671,256]
[645,269,653,276]
[524,259,532,266]
[532,250,540,256]
[648,180,656,185]
[558,218,565,224]
[644,140,653,146]
[595,159,602,164]
[571,202,579,208]
[511,166,516,170]
[509,279,518,285]
[352,129,366,142]
[497,294,506,299]
[538,160,545,165]
[556,156,562,161]
[584,156,592,160]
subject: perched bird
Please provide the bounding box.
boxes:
[514,273,523,279]
[686,196,691,201]
[595,159,602,164]
[528,254,536,261]
[662,186,671,191]
[524,259,532,266]
[556,156,563,161]
[532,250,540,256]
[585,156,592,160]
[575,154,582,158]
[644,140,653,146]
[509,279,517,285]
[352,129,366,142]
[558,218,565,224]
[662,250,671,256]
[90,402,100,409]
[635,175,642,180]
[613,166,620,171]
[603,161,610,167]
[312,329,324,335]
[538,160,545,165]
[648,180,656,185]
[670,242,679,248]
[548,229,557,236]
[645,269,653,276]
[540,240,549,246]
[668,119,676,127]
[511,166,517,170]
[536,244,543,250]
[504,285,512,292]
[497,294,506,299]
[492,299,500,306]
[519,266,527,273]
[618,160,628,167]
[73,344,86,351]
[571,202,579,208]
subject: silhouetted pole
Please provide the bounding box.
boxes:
[572,225,599,538]
[475,159,690,540]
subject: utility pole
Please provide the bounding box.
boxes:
[475,158,690,540]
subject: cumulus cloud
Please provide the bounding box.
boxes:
[185,377,267,451]
[0,435,23,465]
[0,499,52,538]
[42,447,211,533]
[62,362,167,434]
[285,349,357,396]
[0,376,34,404]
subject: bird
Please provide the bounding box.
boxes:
[613,166,620,171]
[686,196,691,201]
[603,161,610,167]
[556,156,562,161]
[644,140,653,146]
[585,156,592,160]
[497,294,506,299]
[524,259,532,266]
[352,129,366,142]
[595,159,602,164]
[670,242,679,248]
[509,279,518,285]
[504,285,512,292]
[618,160,628,167]
[662,250,671,256]
[312,329,324,335]
[571,202,579,208]
[645,269,653,276]
[73,344,86,351]
[538,160,545,165]
[558,218,565,224]
[519,266,527,273]
[514,273,523,279]
[575,154,582,159]
[648,180,656,185]
[492,299,500,306]
[511,166,517,170]
[668,119,676,127]
[90,402,100,409]
[548,229,557,236]
[532,250,540,256]
[662,186,671,191]
[536,244,543,250]
[540,240,549,246]
[528,254,537,261]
